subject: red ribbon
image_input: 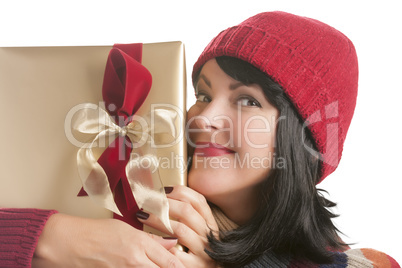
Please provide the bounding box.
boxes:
[78,43,152,230]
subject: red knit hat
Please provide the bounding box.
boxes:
[192,11,359,183]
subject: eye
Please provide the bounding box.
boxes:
[237,96,261,107]
[196,93,212,103]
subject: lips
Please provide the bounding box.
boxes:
[193,142,235,157]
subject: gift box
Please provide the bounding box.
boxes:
[0,42,187,234]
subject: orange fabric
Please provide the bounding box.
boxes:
[360,248,392,267]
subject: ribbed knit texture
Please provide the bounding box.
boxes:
[212,208,400,267]
[0,208,399,267]
[0,208,57,268]
[192,11,359,182]
[211,206,239,232]
[243,250,401,268]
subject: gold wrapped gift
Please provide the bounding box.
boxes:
[0,42,187,234]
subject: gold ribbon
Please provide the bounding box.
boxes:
[73,103,176,233]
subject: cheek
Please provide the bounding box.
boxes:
[186,105,198,127]
[235,115,277,177]
[186,105,201,146]
[238,116,276,153]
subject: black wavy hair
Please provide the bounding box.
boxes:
[192,56,348,267]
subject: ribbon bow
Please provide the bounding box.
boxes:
[74,44,175,233]
[74,104,176,233]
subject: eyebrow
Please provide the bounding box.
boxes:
[198,74,211,88]
[198,74,245,90]
[229,82,244,90]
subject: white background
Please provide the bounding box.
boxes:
[1,0,401,264]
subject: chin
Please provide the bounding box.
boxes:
[188,170,231,205]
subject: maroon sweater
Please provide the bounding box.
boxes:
[1,208,400,268]
[0,208,57,267]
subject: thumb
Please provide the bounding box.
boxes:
[148,233,178,250]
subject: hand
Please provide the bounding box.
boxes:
[32,213,184,268]
[137,185,219,268]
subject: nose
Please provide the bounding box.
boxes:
[193,100,228,130]
[188,99,230,131]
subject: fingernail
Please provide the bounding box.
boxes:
[164,186,174,194]
[136,210,149,220]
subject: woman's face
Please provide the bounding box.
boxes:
[187,59,279,224]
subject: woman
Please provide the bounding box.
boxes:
[1,11,399,268]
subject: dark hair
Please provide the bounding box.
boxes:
[193,56,348,267]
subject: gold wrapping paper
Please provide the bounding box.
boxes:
[0,42,187,233]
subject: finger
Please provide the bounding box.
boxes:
[165,185,218,232]
[169,247,193,265]
[170,247,214,268]
[167,198,210,236]
[148,233,178,250]
[138,211,207,256]
[135,256,159,268]
[144,237,185,268]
